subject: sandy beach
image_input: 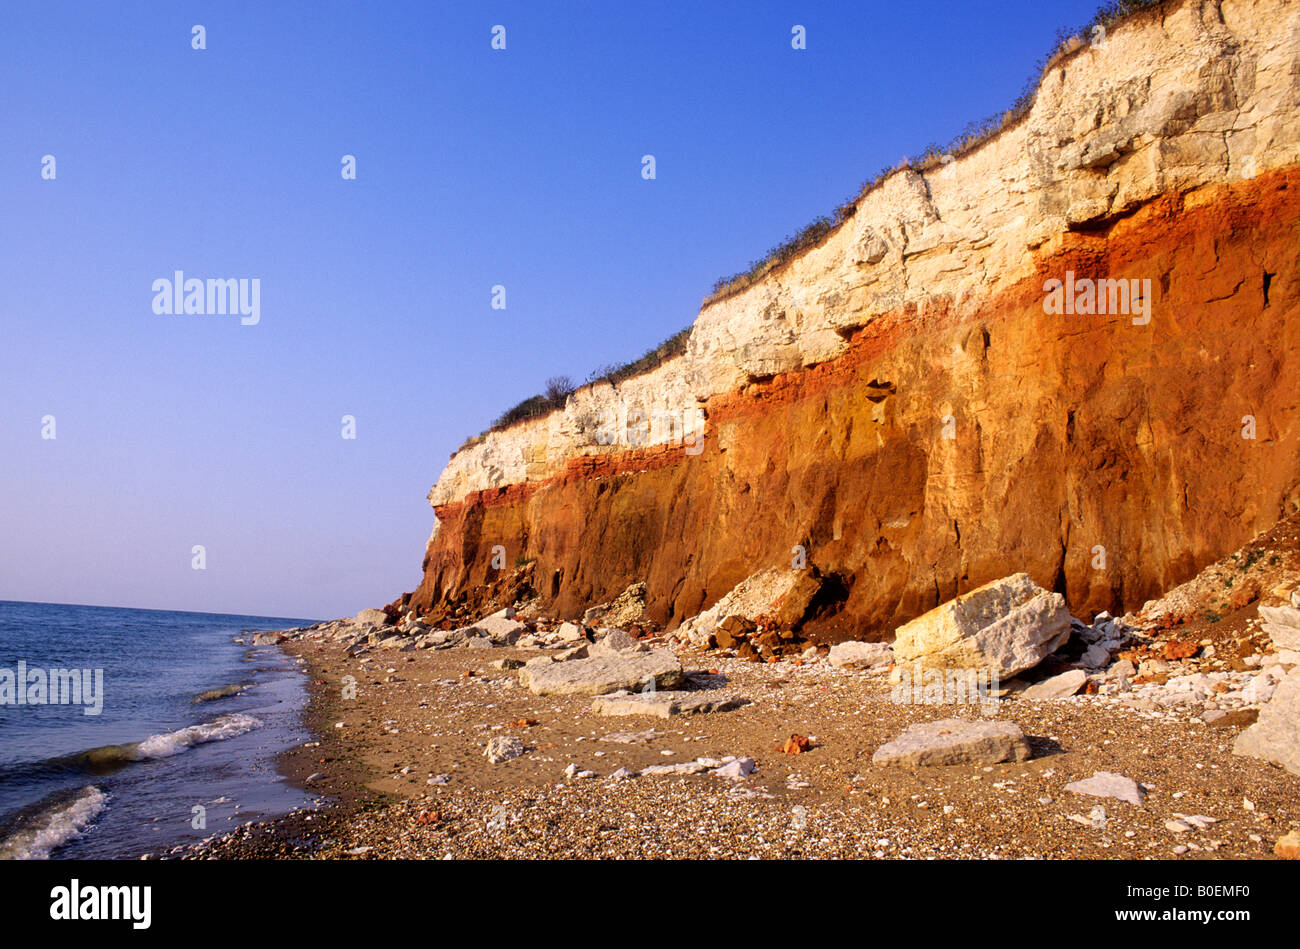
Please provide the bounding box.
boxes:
[177,608,1298,861]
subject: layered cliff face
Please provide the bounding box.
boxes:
[404,0,1300,640]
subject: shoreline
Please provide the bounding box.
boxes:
[179,604,1299,860]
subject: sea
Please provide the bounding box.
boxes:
[0,600,319,859]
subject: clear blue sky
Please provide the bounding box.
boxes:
[0,1,1103,619]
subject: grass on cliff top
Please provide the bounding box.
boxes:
[457,0,1163,455]
[702,0,1165,305]
[456,327,692,453]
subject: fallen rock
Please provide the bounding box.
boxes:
[1019,669,1088,700]
[554,622,587,644]
[674,568,821,648]
[1275,830,1300,859]
[1259,604,1300,651]
[1233,667,1300,775]
[582,581,649,629]
[490,658,525,671]
[641,759,717,776]
[252,632,287,646]
[714,615,756,649]
[1080,643,1115,669]
[713,757,756,781]
[591,628,646,656]
[1202,708,1258,727]
[518,648,685,696]
[484,736,525,764]
[598,729,659,744]
[891,573,1071,678]
[871,719,1031,767]
[828,641,893,670]
[353,608,390,627]
[1063,771,1146,806]
[464,614,527,644]
[591,690,747,719]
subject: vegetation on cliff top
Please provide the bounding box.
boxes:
[456,328,691,453]
[703,0,1165,304]
[458,0,1164,454]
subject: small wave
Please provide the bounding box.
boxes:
[76,713,264,771]
[0,785,108,860]
[193,683,250,704]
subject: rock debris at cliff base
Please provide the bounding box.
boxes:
[177,636,1297,859]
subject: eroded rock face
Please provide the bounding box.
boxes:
[892,574,1071,677]
[405,0,1300,639]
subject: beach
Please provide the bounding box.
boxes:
[180,607,1299,861]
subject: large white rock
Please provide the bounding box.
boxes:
[1064,771,1146,806]
[673,568,813,647]
[352,608,390,627]
[518,648,685,696]
[1234,668,1300,776]
[828,641,894,670]
[891,573,1070,677]
[591,628,646,656]
[591,690,746,718]
[1019,669,1088,700]
[1259,605,1300,651]
[464,614,527,644]
[871,719,1031,767]
[484,736,525,764]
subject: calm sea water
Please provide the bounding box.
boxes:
[0,600,319,859]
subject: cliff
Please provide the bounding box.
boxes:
[401,0,1300,640]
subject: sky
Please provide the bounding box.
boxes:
[0,0,1106,620]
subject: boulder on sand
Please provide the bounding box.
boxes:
[872,718,1031,767]
[461,613,527,645]
[1259,604,1300,651]
[891,573,1070,678]
[518,648,684,696]
[591,690,746,719]
[591,628,646,656]
[1233,667,1300,776]
[1018,669,1088,700]
[828,641,893,670]
[1063,771,1146,806]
